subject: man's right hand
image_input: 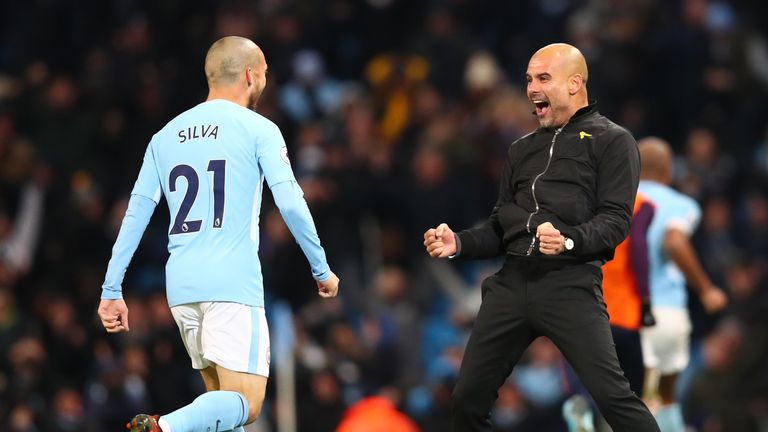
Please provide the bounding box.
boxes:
[423,223,457,258]
[317,272,340,298]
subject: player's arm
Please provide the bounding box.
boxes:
[449,207,505,259]
[99,142,162,332]
[628,201,655,326]
[663,227,727,314]
[257,122,337,297]
[101,195,158,299]
[270,180,331,282]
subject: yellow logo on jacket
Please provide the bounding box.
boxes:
[580,131,592,140]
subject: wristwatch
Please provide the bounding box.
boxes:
[563,236,574,251]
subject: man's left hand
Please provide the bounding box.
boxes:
[537,222,565,255]
[317,272,340,298]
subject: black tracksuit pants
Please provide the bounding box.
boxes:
[451,257,659,431]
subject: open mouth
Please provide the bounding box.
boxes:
[533,100,550,117]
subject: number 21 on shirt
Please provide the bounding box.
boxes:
[169,159,225,234]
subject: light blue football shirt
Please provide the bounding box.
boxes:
[105,99,330,307]
[638,180,701,308]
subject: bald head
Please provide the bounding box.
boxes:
[205,36,264,87]
[526,43,589,127]
[531,43,589,84]
[638,137,674,183]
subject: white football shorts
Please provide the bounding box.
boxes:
[170,302,270,377]
[639,307,691,375]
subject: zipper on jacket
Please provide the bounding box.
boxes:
[525,125,565,255]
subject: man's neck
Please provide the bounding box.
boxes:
[207,88,248,108]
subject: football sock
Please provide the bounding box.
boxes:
[655,403,684,432]
[158,418,172,432]
[160,391,249,432]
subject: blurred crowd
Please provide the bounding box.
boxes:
[1,0,767,431]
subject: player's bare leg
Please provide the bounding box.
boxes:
[197,365,249,432]
[200,366,220,391]
[215,364,268,424]
[657,374,678,406]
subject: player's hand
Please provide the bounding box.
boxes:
[700,286,727,314]
[98,298,130,333]
[317,272,340,298]
[537,222,564,255]
[423,223,456,258]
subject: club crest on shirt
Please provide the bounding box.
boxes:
[280,146,291,165]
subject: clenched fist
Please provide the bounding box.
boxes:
[537,222,565,255]
[423,223,457,258]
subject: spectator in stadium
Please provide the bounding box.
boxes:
[0,112,45,284]
[682,320,758,431]
[673,128,736,202]
[96,36,339,432]
[637,137,728,431]
[278,49,344,124]
[423,43,659,431]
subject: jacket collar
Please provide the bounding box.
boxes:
[539,100,598,132]
[569,100,598,122]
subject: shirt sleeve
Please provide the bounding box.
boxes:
[131,140,163,203]
[270,180,331,281]
[257,122,296,188]
[629,201,654,302]
[666,198,701,236]
[101,194,158,299]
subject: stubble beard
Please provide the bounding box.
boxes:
[538,116,558,128]
[538,108,566,129]
[248,91,262,111]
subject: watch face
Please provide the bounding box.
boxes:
[565,238,574,250]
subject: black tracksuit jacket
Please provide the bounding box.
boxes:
[456,102,640,263]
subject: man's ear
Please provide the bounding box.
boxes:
[245,67,253,86]
[569,74,583,95]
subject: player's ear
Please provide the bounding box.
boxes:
[246,67,253,86]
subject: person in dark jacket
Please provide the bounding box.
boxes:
[423,43,659,431]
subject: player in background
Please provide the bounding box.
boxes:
[603,192,656,396]
[97,36,340,432]
[637,137,727,432]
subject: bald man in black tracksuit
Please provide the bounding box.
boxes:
[424,44,659,431]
